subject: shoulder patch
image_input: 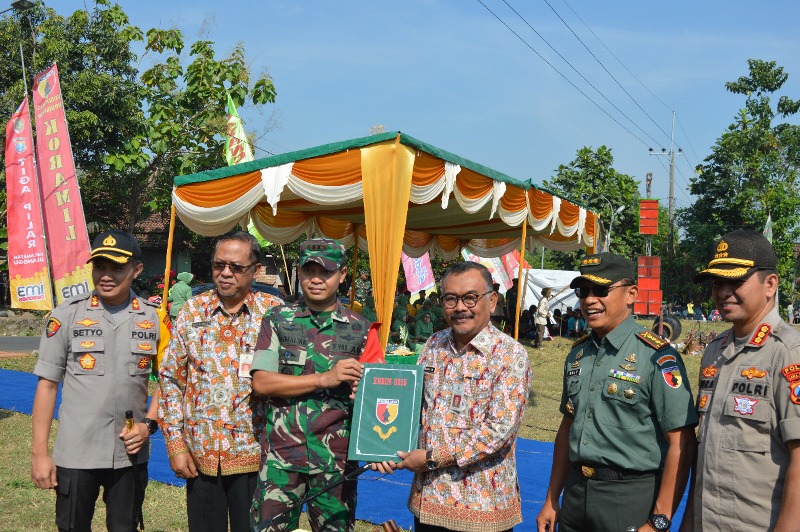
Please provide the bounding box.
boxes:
[637,330,669,350]
[572,333,590,348]
[749,323,771,347]
[656,354,677,366]
[46,317,61,337]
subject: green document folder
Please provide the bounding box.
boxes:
[348,363,424,462]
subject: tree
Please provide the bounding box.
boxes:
[0,0,277,234]
[678,59,800,295]
[542,146,649,269]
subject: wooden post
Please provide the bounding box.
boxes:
[160,204,177,310]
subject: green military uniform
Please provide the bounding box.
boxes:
[412,311,434,343]
[559,318,697,530]
[554,252,698,532]
[360,295,377,323]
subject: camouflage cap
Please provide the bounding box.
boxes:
[693,229,777,283]
[570,252,636,288]
[298,237,346,271]
[88,230,142,264]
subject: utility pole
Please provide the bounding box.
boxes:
[649,111,681,252]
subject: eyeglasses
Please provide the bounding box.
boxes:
[574,284,633,299]
[441,290,493,309]
[211,261,257,275]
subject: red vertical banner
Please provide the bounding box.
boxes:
[4,97,54,310]
[32,63,93,303]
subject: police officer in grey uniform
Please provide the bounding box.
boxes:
[31,230,161,531]
[681,229,800,531]
[537,252,697,532]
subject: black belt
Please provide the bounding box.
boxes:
[574,463,657,481]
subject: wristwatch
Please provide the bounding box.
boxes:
[142,417,159,435]
[648,514,671,532]
[424,450,438,471]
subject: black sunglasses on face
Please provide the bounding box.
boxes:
[574,283,633,299]
[211,261,257,275]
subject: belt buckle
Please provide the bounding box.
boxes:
[581,465,595,478]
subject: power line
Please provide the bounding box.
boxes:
[559,0,674,114]
[496,0,663,148]
[540,0,672,145]
[675,113,703,165]
[474,0,652,148]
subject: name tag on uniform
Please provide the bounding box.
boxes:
[450,382,465,414]
[238,347,253,379]
[567,368,581,378]
[192,321,212,328]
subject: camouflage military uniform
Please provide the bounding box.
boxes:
[354,273,370,303]
[250,300,369,532]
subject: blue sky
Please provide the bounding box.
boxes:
[41,1,800,210]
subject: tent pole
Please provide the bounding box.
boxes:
[514,222,528,340]
[349,226,360,306]
[161,204,177,309]
[279,244,292,295]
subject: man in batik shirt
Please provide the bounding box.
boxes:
[250,238,370,532]
[378,261,532,531]
[158,230,282,532]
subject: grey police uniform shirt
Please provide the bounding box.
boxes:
[694,306,800,531]
[34,290,160,469]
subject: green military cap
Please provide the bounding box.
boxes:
[298,237,346,271]
[694,229,777,283]
[570,252,636,288]
[88,230,142,264]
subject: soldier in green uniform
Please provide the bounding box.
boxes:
[537,252,698,532]
[250,238,370,532]
[353,270,370,303]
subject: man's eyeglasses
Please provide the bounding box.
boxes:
[211,261,257,275]
[574,284,633,299]
[441,290,493,309]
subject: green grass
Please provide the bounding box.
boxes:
[0,318,741,529]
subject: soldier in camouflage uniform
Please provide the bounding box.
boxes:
[353,270,370,303]
[250,238,370,532]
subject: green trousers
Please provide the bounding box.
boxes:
[559,468,658,532]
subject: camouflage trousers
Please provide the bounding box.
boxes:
[250,464,357,532]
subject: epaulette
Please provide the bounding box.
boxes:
[572,333,590,348]
[140,298,160,308]
[637,330,670,350]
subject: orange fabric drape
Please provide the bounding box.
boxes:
[361,138,415,348]
[403,229,433,248]
[251,205,310,228]
[175,171,262,207]
[558,201,581,227]
[291,150,362,185]
[499,186,528,213]
[316,216,355,240]
[528,189,555,220]
[411,151,446,186]
[455,168,493,199]
[435,234,460,253]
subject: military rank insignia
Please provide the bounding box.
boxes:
[90,295,99,308]
[131,298,140,311]
[46,317,61,337]
[749,324,771,346]
[137,357,150,370]
[637,330,669,350]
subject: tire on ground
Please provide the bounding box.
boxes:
[652,315,682,342]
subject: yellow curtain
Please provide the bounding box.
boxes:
[362,137,415,348]
[292,150,362,185]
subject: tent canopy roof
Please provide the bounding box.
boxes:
[172,131,597,259]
